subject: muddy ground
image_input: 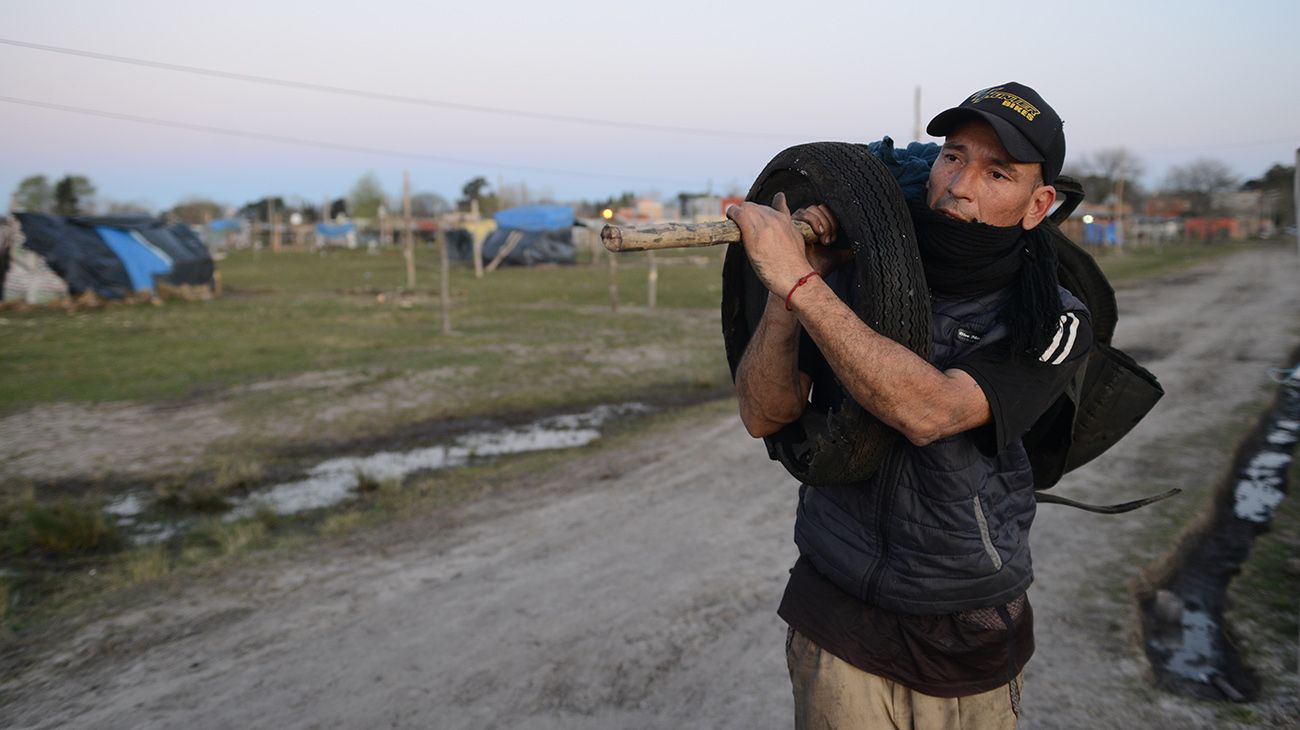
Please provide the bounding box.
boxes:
[3,246,1298,729]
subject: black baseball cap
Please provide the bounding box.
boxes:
[927,82,1065,184]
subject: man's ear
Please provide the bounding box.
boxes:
[1022,184,1057,230]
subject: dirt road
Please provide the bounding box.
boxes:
[4,246,1298,729]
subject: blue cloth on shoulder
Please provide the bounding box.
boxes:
[866,136,940,204]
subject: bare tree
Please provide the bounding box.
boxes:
[1062,147,1145,205]
[1163,159,1238,216]
[169,198,225,224]
[409,192,450,218]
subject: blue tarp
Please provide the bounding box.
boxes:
[316,222,355,239]
[95,227,172,293]
[208,219,244,232]
[493,205,574,232]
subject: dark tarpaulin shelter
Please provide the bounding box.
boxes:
[12,213,214,297]
[482,205,576,267]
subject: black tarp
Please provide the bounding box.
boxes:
[480,227,575,267]
[13,213,215,297]
[15,213,133,298]
[135,223,214,286]
[444,228,474,262]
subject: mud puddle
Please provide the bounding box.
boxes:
[1139,363,1299,701]
[104,403,652,543]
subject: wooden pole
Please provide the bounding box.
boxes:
[647,251,657,309]
[1113,177,1125,250]
[602,218,817,252]
[1294,148,1299,257]
[402,171,415,289]
[607,245,619,313]
[473,231,485,279]
[437,226,452,334]
[269,198,281,254]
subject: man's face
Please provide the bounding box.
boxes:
[926,118,1055,229]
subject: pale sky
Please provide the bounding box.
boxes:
[1,0,1297,213]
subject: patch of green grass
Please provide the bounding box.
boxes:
[318,511,363,535]
[1215,704,1260,725]
[122,545,171,585]
[1091,238,1251,285]
[1,498,125,558]
[191,519,267,558]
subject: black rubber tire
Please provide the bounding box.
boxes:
[722,142,931,486]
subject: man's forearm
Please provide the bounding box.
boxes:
[735,293,809,437]
[790,279,990,446]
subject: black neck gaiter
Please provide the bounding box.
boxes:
[908,200,1024,297]
[908,200,1064,355]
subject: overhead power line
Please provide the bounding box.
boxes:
[0,94,703,187]
[0,36,794,141]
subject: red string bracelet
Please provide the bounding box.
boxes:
[784,270,820,311]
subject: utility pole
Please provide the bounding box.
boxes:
[913,86,922,142]
[402,171,415,290]
[1294,148,1299,256]
[1113,177,1126,250]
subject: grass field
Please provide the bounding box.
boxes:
[0,238,1247,415]
[0,246,731,414]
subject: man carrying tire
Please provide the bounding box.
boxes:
[727,83,1092,729]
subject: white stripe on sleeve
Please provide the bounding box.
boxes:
[1051,313,1081,365]
[1039,313,1079,364]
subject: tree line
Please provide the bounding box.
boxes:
[1064,150,1295,224]
[10,161,1296,228]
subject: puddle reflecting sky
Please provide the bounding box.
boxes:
[111,402,652,539]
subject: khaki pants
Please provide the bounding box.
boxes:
[786,629,1021,730]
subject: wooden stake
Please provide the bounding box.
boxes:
[437,226,452,335]
[647,251,657,309]
[607,247,619,313]
[269,198,281,254]
[402,171,415,289]
[486,230,523,273]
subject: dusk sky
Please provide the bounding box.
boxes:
[2,0,1297,213]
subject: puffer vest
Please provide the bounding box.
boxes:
[793,285,1086,615]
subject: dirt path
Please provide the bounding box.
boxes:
[3,246,1298,729]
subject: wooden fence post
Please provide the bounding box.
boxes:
[402,171,415,289]
[270,198,281,254]
[647,251,657,309]
[607,249,619,313]
[437,226,452,335]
